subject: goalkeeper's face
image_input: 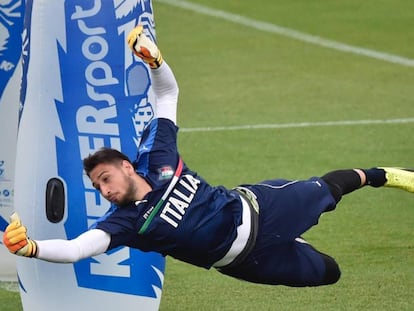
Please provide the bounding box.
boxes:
[89,160,138,206]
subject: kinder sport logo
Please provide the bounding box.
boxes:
[0,0,24,100]
[55,0,164,297]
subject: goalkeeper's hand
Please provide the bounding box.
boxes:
[127,24,163,69]
[3,213,38,257]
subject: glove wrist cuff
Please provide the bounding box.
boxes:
[26,239,38,257]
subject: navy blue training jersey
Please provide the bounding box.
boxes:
[93,118,243,268]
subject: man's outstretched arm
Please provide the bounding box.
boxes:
[128,25,179,124]
[3,213,110,263]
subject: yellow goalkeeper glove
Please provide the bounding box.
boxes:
[3,213,38,257]
[127,24,163,69]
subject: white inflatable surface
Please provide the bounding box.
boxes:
[14,0,165,310]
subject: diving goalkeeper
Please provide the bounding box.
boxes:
[4,25,414,287]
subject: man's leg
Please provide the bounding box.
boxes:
[219,238,341,287]
[321,167,414,206]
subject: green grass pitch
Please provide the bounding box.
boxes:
[2,0,413,310]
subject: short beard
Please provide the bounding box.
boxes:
[117,175,138,207]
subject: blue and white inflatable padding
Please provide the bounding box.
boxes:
[14,0,165,309]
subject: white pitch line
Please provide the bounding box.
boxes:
[180,118,414,133]
[156,0,414,68]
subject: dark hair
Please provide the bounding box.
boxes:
[83,147,131,176]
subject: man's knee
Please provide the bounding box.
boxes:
[322,179,343,205]
[321,253,341,285]
[321,169,362,205]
